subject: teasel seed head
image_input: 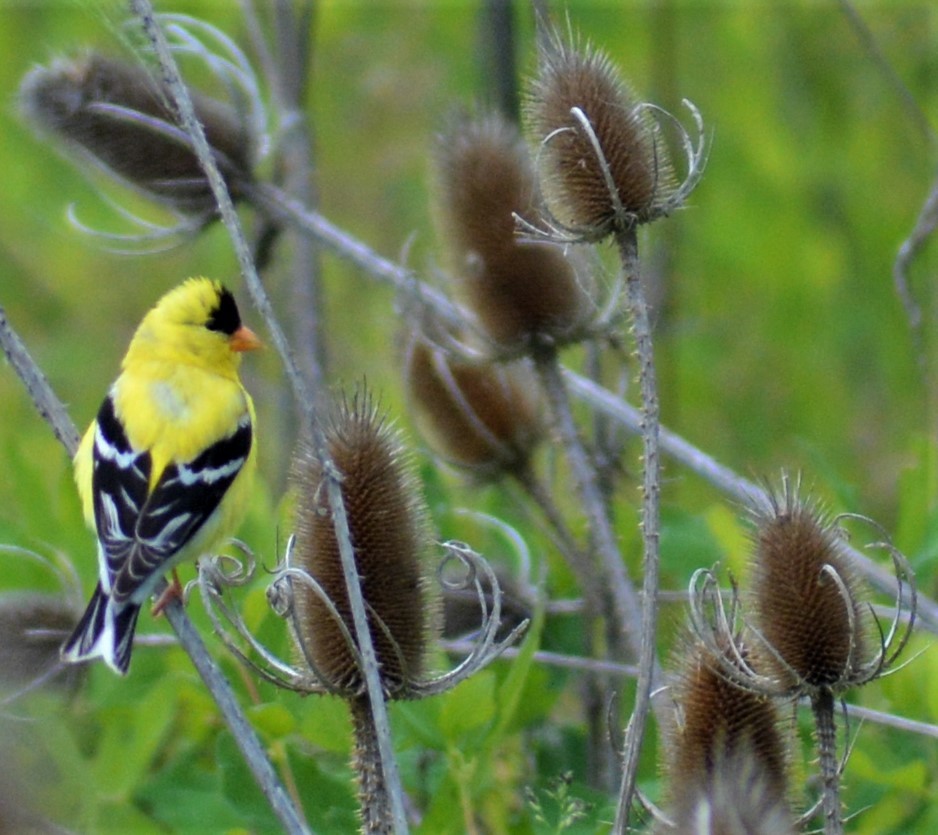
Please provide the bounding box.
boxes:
[525,32,677,240]
[403,333,543,479]
[663,634,789,822]
[0,593,84,693]
[19,51,254,217]
[289,390,440,696]
[749,478,868,693]
[433,110,593,351]
[660,749,797,835]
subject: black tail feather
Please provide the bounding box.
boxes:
[60,583,140,675]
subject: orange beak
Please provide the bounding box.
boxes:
[229,325,263,352]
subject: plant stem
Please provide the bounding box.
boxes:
[0,305,81,456]
[612,229,662,834]
[163,595,312,834]
[531,345,644,659]
[812,688,844,835]
[131,5,408,831]
[350,695,395,834]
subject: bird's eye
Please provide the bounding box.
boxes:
[206,287,242,336]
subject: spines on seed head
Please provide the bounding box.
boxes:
[289,390,439,696]
[403,334,542,478]
[526,32,676,238]
[433,109,592,350]
[749,479,866,691]
[19,52,253,215]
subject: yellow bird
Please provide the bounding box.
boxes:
[61,278,260,675]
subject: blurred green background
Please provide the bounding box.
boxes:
[1,1,937,832]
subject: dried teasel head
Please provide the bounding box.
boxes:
[402,333,543,479]
[525,31,704,242]
[748,478,870,693]
[0,593,85,696]
[663,633,790,827]
[658,748,797,835]
[288,390,440,696]
[19,50,255,219]
[433,110,594,351]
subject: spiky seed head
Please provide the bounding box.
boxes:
[19,52,253,215]
[290,391,439,696]
[0,593,84,692]
[749,483,866,691]
[403,335,542,478]
[526,34,675,238]
[433,110,592,350]
[434,112,537,259]
[664,635,789,815]
[663,748,798,835]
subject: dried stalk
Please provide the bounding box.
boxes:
[613,228,661,834]
[131,3,407,831]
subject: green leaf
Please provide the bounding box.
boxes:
[438,669,496,744]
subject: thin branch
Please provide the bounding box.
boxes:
[613,229,661,834]
[130,5,408,832]
[162,593,313,834]
[532,346,645,660]
[239,186,937,634]
[893,170,938,366]
[0,305,81,457]
[837,0,936,147]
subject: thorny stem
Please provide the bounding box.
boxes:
[246,185,937,633]
[132,4,407,832]
[565,372,937,632]
[350,696,394,835]
[513,467,600,610]
[613,229,661,834]
[514,466,618,789]
[161,594,313,835]
[532,345,644,658]
[812,688,844,835]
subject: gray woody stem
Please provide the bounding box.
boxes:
[248,186,934,632]
[613,230,661,834]
[136,3,408,832]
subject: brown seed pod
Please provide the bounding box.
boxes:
[403,334,542,478]
[19,52,253,215]
[664,635,789,814]
[289,391,438,695]
[434,112,537,260]
[525,33,675,238]
[749,483,866,691]
[432,110,592,349]
[662,748,797,835]
[0,593,84,692]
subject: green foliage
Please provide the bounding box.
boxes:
[2,1,938,833]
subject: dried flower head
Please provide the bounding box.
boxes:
[0,593,84,695]
[690,476,914,701]
[664,634,789,820]
[403,334,542,478]
[749,481,869,692]
[433,111,593,350]
[288,391,439,695]
[660,749,797,835]
[19,50,254,218]
[525,31,704,242]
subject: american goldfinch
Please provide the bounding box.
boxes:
[61,278,260,675]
